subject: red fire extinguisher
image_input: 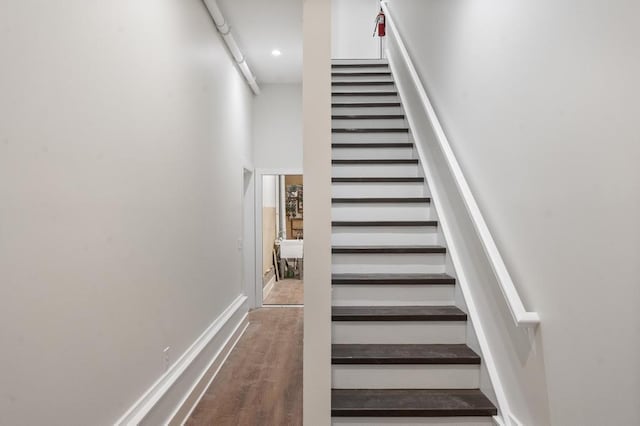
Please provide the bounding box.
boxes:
[373,8,386,37]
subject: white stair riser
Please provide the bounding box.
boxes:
[332,205,431,221]
[332,95,400,103]
[333,59,388,65]
[332,321,466,344]
[332,147,414,160]
[332,417,494,426]
[332,364,480,389]
[332,67,390,72]
[332,118,407,128]
[332,285,455,307]
[332,133,410,143]
[332,164,417,177]
[333,85,395,93]
[332,183,426,197]
[332,75,394,83]
[332,67,389,74]
[332,227,439,246]
[332,253,446,274]
[332,106,403,115]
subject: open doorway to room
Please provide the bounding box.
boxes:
[261,174,304,305]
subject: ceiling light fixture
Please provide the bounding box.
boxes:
[271,49,282,57]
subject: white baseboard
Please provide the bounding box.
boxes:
[263,274,276,299]
[114,295,249,426]
[171,316,249,425]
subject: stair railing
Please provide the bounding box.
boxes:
[380,1,539,329]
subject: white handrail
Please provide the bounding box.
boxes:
[381,2,539,328]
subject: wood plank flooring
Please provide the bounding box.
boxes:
[264,279,304,305]
[186,308,303,426]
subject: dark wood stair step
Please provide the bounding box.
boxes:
[332,177,423,183]
[331,143,413,148]
[332,114,404,119]
[331,197,429,203]
[332,273,455,285]
[332,81,394,86]
[333,102,401,108]
[332,159,418,165]
[332,128,409,133]
[332,220,437,227]
[331,389,498,417]
[332,63,389,68]
[332,72,392,77]
[332,306,466,322]
[332,344,479,364]
[332,246,446,254]
[333,92,398,97]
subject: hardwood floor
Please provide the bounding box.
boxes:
[264,279,304,305]
[186,308,303,426]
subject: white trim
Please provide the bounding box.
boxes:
[493,415,507,426]
[508,413,524,426]
[380,2,538,329]
[263,274,276,299]
[254,168,304,308]
[114,295,248,425]
[241,165,256,311]
[175,320,250,425]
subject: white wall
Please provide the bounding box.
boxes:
[253,84,303,170]
[0,1,253,424]
[387,1,640,425]
[262,175,277,208]
[332,0,380,58]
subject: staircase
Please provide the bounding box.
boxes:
[330,59,498,425]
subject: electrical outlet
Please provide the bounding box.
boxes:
[237,238,243,250]
[162,346,171,372]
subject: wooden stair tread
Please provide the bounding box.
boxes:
[332,273,455,285]
[332,114,405,119]
[332,128,409,133]
[332,306,466,322]
[331,389,498,417]
[332,92,398,97]
[332,197,429,203]
[332,246,447,254]
[332,344,479,364]
[332,159,418,164]
[332,220,437,227]
[332,81,395,86]
[332,177,423,183]
[332,63,389,68]
[332,72,392,76]
[332,102,401,107]
[331,143,413,148]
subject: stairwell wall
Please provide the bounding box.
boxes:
[386,0,640,425]
[0,1,254,424]
[332,0,381,59]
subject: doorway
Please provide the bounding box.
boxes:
[260,173,304,306]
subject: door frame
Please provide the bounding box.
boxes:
[254,168,304,308]
[241,166,256,309]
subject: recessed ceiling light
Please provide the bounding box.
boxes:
[271,49,282,57]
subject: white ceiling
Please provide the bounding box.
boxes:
[216,0,303,84]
